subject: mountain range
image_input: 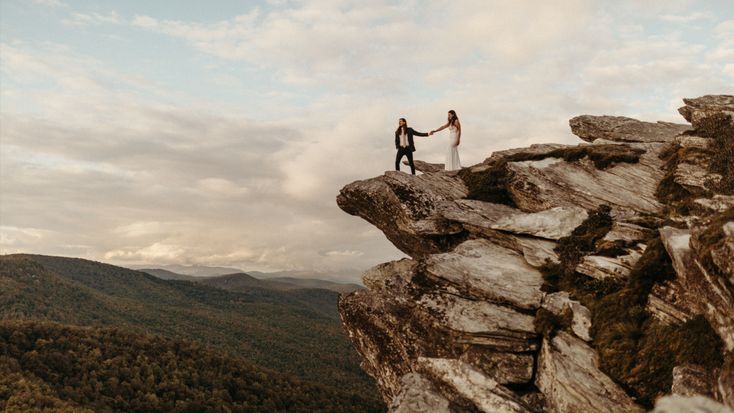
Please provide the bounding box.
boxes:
[138,267,364,294]
[0,253,383,408]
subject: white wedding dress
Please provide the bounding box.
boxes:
[446,126,461,171]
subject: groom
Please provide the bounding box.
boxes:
[395,118,429,175]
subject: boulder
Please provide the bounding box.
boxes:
[402,159,445,174]
[459,349,535,385]
[678,95,734,128]
[541,292,592,342]
[536,331,644,413]
[390,373,451,413]
[602,221,654,242]
[576,248,643,280]
[417,292,538,351]
[417,357,538,413]
[504,142,667,214]
[569,115,689,143]
[422,239,544,311]
[651,394,734,413]
[337,170,468,257]
[660,226,734,351]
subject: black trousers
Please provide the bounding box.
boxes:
[395,147,415,175]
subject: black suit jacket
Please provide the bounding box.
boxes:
[395,127,429,152]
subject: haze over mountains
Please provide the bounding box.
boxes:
[136,266,364,294]
[0,253,384,410]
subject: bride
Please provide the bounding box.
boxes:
[430,110,461,171]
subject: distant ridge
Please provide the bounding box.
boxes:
[137,267,201,281]
[129,263,243,277]
[139,268,365,294]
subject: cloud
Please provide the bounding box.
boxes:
[2,1,733,280]
[130,0,593,90]
[32,0,67,7]
[324,250,364,257]
[659,11,715,22]
[0,41,403,275]
[63,12,122,26]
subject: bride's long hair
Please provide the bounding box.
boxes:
[448,110,458,127]
[395,118,407,135]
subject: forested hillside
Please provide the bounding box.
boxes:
[0,254,381,404]
[0,320,385,413]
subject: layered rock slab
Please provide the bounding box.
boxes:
[389,373,451,413]
[569,115,689,143]
[422,239,544,311]
[337,170,468,257]
[340,255,541,402]
[678,95,734,128]
[417,357,538,413]
[660,226,734,351]
[504,142,667,214]
[651,394,734,413]
[535,331,644,413]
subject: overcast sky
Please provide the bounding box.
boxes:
[1,0,732,282]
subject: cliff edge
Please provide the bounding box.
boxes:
[337,95,734,413]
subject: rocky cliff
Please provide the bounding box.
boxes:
[337,95,734,413]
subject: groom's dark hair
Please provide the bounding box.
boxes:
[395,118,407,135]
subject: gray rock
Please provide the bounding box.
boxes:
[338,290,414,401]
[603,221,654,242]
[541,292,592,342]
[660,226,734,351]
[488,143,570,161]
[569,115,689,143]
[718,360,734,409]
[459,349,535,385]
[402,159,445,174]
[390,373,451,413]
[417,357,538,413]
[515,236,559,267]
[647,283,695,325]
[337,170,468,257]
[536,331,644,413]
[362,258,417,294]
[678,95,734,128]
[694,196,734,214]
[489,206,589,240]
[418,292,538,351]
[674,161,720,193]
[671,364,714,398]
[423,239,544,310]
[651,394,734,413]
[504,141,667,214]
[576,248,643,280]
[337,96,734,411]
[440,200,588,240]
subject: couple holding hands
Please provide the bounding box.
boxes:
[394,109,461,174]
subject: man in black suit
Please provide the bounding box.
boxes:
[395,118,429,175]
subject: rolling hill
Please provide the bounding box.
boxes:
[0,254,380,402]
[0,320,384,413]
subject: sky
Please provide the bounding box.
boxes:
[1,0,732,282]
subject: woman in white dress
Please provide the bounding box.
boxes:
[430,110,461,170]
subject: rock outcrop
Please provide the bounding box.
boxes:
[338,95,734,412]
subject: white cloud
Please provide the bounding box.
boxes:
[659,11,715,22]
[63,12,122,26]
[325,250,364,257]
[2,1,733,279]
[32,0,67,7]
